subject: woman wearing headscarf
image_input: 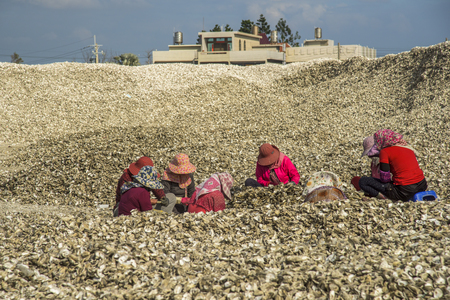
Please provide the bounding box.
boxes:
[303,171,346,203]
[245,143,300,187]
[118,165,176,216]
[358,129,427,201]
[161,153,196,212]
[185,172,234,213]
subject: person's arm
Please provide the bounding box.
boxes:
[284,156,300,184]
[161,180,171,194]
[255,164,271,186]
[187,173,196,197]
[379,149,391,183]
[151,189,165,201]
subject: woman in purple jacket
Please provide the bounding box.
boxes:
[245,143,300,187]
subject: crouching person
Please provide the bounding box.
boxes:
[118,165,176,216]
[185,172,234,213]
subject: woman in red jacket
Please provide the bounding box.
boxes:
[245,143,300,187]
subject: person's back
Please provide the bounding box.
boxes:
[119,187,152,216]
[379,146,424,186]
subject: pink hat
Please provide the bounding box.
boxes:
[258,143,280,166]
[129,156,154,176]
[168,153,196,174]
[361,136,375,158]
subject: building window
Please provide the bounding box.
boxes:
[206,37,232,52]
[239,40,241,51]
[244,41,246,51]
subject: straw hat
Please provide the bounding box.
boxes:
[361,136,375,158]
[168,153,196,174]
[129,156,154,175]
[257,143,280,166]
[134,165,164,190]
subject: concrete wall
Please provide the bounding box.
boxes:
[168,45,201,51]
[286,45,376,63]
[197,51,284,65]
[153,50,197,64]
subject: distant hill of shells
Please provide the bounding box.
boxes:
[0,42,449,299]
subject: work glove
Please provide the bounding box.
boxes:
[159,196,169,207]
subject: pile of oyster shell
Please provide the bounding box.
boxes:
[0,42,449,299]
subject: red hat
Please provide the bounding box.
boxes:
[257,143,280,166]
[129,156,154,176]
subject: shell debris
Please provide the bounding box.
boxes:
[0,42,450,299]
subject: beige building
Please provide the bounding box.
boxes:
[152,30,376,65]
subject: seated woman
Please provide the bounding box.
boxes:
[114,156,154,216]
[185,172,234,213]
[245,143,300,187]
[161,153,196,213]
[358,129,427,201]
[351,135,380,191]
[118,165,175,216]
[303,171,346,203]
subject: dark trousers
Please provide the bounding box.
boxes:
[245,178,263,187]
[359,176,428,201]
[385,178,427,201]
[359,176,387,197]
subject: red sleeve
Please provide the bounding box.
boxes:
[255,163,270,186]
[283,156,300,184]
[151,189,165,200]
[379,149,389,165]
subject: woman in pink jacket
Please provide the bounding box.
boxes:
[245,143,300,187]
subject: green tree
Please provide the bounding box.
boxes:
[256,14,271,35]
[275,18,301,46]
[196,30,206,44]
[239,19,254,33]
[11,52,23,64]
[224,24,233,32]
[210,24,222,32]
[113,53,140,66]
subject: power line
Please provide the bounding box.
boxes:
[20,36,94,55]
[26,46,91,64]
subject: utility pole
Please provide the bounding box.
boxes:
[90,35,103,63]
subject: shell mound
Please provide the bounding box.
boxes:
[0,42,449,299]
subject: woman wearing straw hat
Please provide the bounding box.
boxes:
[118,165,176,216]
[245,143,300,187]
[114,156,157,216]
[161,153,197,212]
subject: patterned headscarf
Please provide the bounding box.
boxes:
[194,172,234,201]
[121,165,164,194]
[374,129,407,150]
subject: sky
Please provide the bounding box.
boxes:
[0,0,449,64]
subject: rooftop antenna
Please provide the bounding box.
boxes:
[203,17,204,31]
